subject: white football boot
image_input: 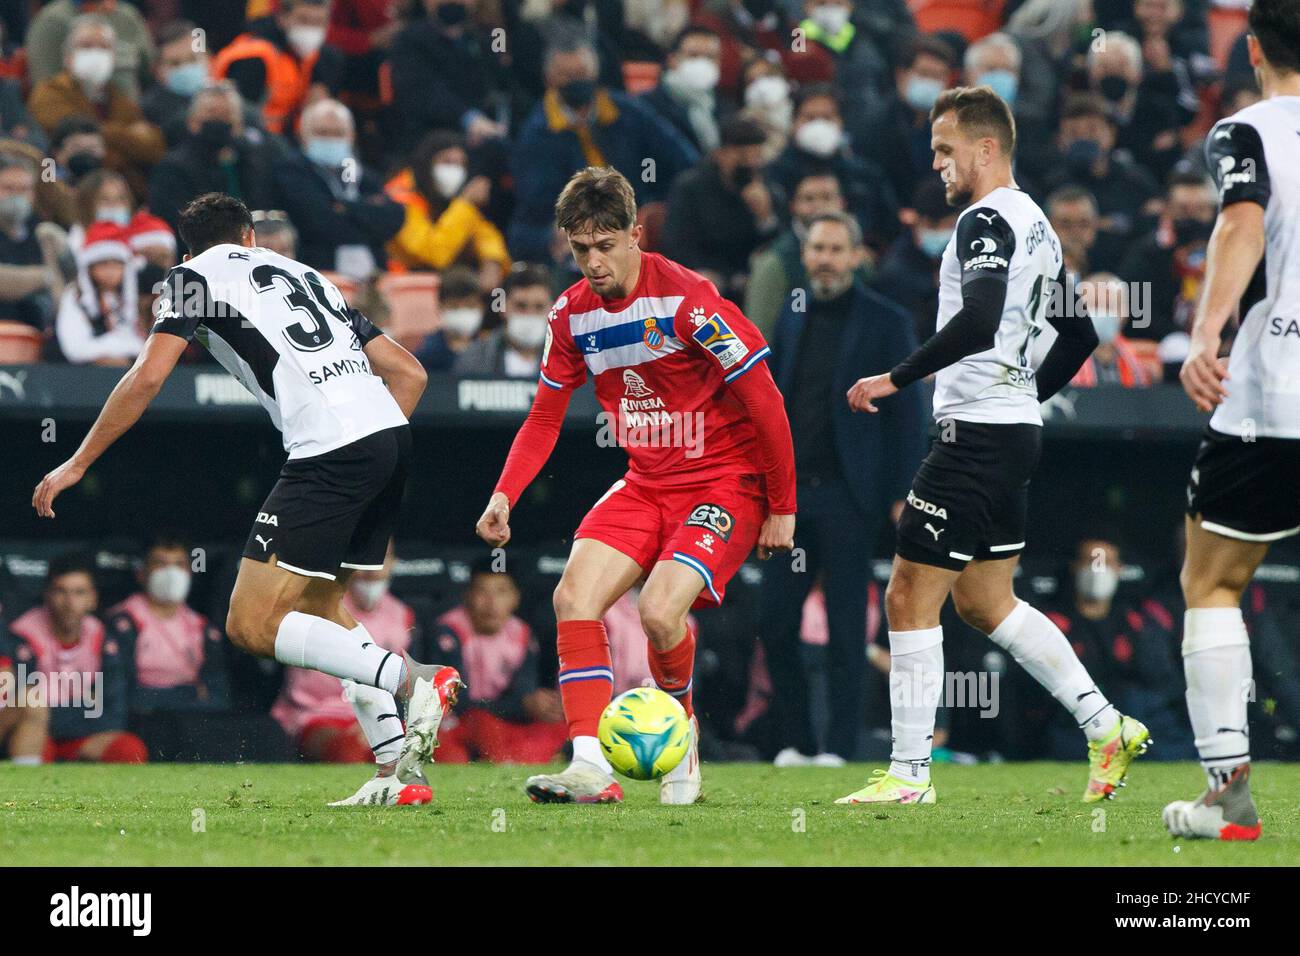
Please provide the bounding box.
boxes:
[395,659,464,784]
[1163,764,1262,841]
[329,770,432,807]
[660,715,701,805]
[525,760,624,803]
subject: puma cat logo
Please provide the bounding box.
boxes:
[255,535,272,551]
[924,523,944,541]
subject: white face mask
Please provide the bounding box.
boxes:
[287,24,327,58]
[441,307,482,337]
[1075,568,1119,602]
[96,205,132,227]
[350,578,388,611]
[745,74,790,109]
[147,566,192,604]
[433,162,467,198]
[672,56,720,93]
[794,118,842,157]
[71,48,115,87]
[811,3,851,35]
[506,313,548,349]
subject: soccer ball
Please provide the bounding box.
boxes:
[598,687,691,781]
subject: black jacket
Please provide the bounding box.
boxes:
[769,280,927,518]
[148,134,279,235]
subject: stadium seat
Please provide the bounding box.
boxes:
[375,272,441,352]
[622,61,662,95]
[910,0,1005,43]
[0,321,43,364]
[1209,6,1249,70]
[319,271,360,306]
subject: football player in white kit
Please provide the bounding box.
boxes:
[1166,0,1300,842]
[837,87,1150,805]
[33,193,463,807]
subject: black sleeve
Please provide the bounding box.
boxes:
[151,265,206,341]
[1206,120,1270,209]
[348,307,383,345]
[224,57,268,106]
[1036,265,1099,402]
[889,207,1014,388]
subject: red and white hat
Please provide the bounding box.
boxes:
[78,221,134,266]
[127,212,176,253]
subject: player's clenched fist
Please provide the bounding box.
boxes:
[756,513,795,560]
[846,373,898,413]
[1179,332,1230,413]
[476,491,512,546]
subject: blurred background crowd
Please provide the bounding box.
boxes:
[4,0,1298,770]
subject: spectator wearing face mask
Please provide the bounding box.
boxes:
[143,19,222,149]
[870,177,958,343]
[51,115,107,190]
[149,83,278,240]
[383,129,509,289]
[0,151,68,332]
[1118,169,1217,368]
[796,0,890,129]
[414,264,482,371]
[103,535,234,757]
[507,36,698,262]
[28,16,166,201]
[454,263,552,378]
[25,0,155,101]
[640,26,728,154]
[736,57,794,161]
[661,115,778,297]
[433,560,568,764]
[961,32,1056,177]
[852,35,956,209]
[768,84,899,251]
[54,220,145,365]
[212,0,344,136]
[1043,94,1161,276]
[251,211,299,259]
[1086,29,1197,186]
[388,0,508,156]
[271,543,419,763]
[70,167,132,251]
[745,169,863,339]
[1046,184,1106,279]
[692,0,833,103]
[1065,272,1157,388]
[272,97,403,279]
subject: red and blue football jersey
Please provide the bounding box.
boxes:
[540,252,774,487]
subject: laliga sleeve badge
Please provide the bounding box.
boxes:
[691,312,749,370]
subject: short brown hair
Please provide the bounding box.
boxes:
[554,166,637,235]
[930,85,1016,155]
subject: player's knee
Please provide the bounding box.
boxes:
[552,578,593,621]
[884,575,915,626]
[953,595,1000,636]
[638,597,685,651]
[226,601,271,654]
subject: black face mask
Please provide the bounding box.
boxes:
[66,151,101,178]
[435,1,467,26]
[558,79,597,110]
[195,119,234,150]
[731,163,755,189]
[1173,217,1213,247]
[1099,75,1129,103]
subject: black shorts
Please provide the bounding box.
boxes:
[243,425,411,579]
[896,420,1042,572]
[1187,426,1300,542]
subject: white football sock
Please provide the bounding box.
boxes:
[987,600,1119,741]
[274,611,404,694]
[344,624,405,767]
[572,734,613,775]
[11,755,42,766]
[1183,607,1252,789]
[887,627,943,783]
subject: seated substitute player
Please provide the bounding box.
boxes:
[839,86,1150,805]
[32,192,463,807]
[476,166,797,805]
[1167,0,1300,842]
[0,623,48,765]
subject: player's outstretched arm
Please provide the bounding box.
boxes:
[362,332,428,419]
[32,332,188,518]
[476,382,573,546]
[1180,201,1265,412]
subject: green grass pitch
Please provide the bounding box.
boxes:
[2,761,1296,866]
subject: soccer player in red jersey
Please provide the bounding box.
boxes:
[476,167,797,804]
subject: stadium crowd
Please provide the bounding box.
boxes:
[4,0,1295,767]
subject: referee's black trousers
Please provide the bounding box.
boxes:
[758,476,878,760]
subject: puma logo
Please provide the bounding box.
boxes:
[255,535,272,551]
[924,523,944,541]
[976,211,996,224]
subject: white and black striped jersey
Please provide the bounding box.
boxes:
[1206,96,1300,439]
[932,186,1063,425]
[152,244,406,459]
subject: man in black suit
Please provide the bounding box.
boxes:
[761,211,927,764]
